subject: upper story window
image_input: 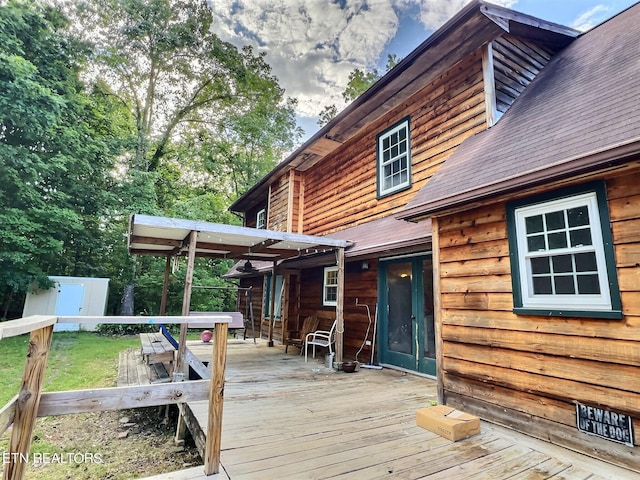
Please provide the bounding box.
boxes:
[377,117,411,198]
[323,266,338,306]
[256,208,266,229]
[507,182,622,319]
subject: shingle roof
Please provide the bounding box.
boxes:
[399,2,640,221]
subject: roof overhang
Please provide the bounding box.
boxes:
[128,214,350,261]
[229,0,578,214]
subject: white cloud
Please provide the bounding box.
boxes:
[571,5,610,31]
[206,0,518,126]
[208,0,403,118]
[414,0,517,30]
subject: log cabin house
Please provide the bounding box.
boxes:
[227,0,578,376]
[397,2,640,473]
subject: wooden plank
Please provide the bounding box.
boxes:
[5,325,53,480]
[443,309,640,341]
[442,324,640,366]
[178,229,198,375]
[443,342,640,393]
[55,315,231,326]
[440,256,511,277]
[184,348,210,380]
[0,394,18,436]
[204,322,228,475]
[482,42,497,127]
[446,392,640,474]
[441,292,513,311]
[444,357,640,415]
[432,217,445,404]
[0,315,56,340]
[37,380,210,416]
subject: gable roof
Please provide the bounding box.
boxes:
[230,0,577,214]
[399,2,640,221]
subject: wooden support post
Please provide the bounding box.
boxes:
[174,404,188,446]
[176,230,197,377]
[159,255,172,315]
[336,247,345,364]
[267,261,277,347]
[5,325,53,480]
[431,217,445,405]
[204,322,228,476]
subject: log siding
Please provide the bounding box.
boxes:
[436,168,640,472]
[302,50,487,236]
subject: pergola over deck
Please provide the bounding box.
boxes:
[127,214,351,364]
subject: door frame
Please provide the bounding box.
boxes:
[377,253,435,375]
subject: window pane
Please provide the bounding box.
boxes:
[575,252,597,272]
[548,232,568,249]
[545,210,565,231]
[527,235,545,252]
[399,127,406,141]
[325,286,337,302]
[531,257,550,274]
[391,145,398,158]
[525,215,544,234]
[391,132,398,144]
[577,275,600,294]
[568,206,589,227]
[570,228,592,247]
[552,255,573,273]
[554,275,575,294]
[399,141,407,154]
[533,276,552,294]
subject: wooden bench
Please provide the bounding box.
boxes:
[189,312,246,338]
[139,326,177,383]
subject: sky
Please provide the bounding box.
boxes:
[206,0,638,141]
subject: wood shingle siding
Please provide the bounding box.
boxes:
[492,34,554,114]
[436,168,640,471]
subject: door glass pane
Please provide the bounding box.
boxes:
[387,262,413,355]
[422,260,436,359]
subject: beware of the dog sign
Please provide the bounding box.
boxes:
[576,403,634,447]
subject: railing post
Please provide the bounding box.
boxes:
[4,325,54,480]
[204,322,228,475]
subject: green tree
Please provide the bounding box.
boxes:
[67,0,300,180]
[0,1,132,317]
[318,54,401,126]
[60,0,301,314]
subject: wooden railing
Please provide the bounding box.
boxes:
[0,314,230,480]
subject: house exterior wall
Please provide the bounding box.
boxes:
[433,167,640,471]
[297,262,379,360]
[302,50,486,236]
[267,172,290,231]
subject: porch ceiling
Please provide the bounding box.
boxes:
[128,214,350,261]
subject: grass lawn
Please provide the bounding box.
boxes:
[0,332,140,406]
[0,330,204,479]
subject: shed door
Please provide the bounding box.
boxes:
[54,283,85,332]
[379,256,435,375]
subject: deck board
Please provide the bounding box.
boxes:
[136,339,637,480]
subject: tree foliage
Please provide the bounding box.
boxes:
[0,0,302,318]
[0,1,133,315]
[318,54,401,126]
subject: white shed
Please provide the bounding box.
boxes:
[22,276,110,331]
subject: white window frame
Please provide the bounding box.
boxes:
[377,118,411,197]
[323,266,338,307]
[513,191,612,312]
[256,208,266,229]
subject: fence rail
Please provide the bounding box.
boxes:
[0,315,230,480]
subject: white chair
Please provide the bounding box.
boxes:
[305,319,337,363]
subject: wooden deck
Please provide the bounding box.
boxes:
[134,339,637,480]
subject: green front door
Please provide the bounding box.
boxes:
[378,256,435,375]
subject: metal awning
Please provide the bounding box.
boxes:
[128,214,350,260]
[127,214,350,365]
